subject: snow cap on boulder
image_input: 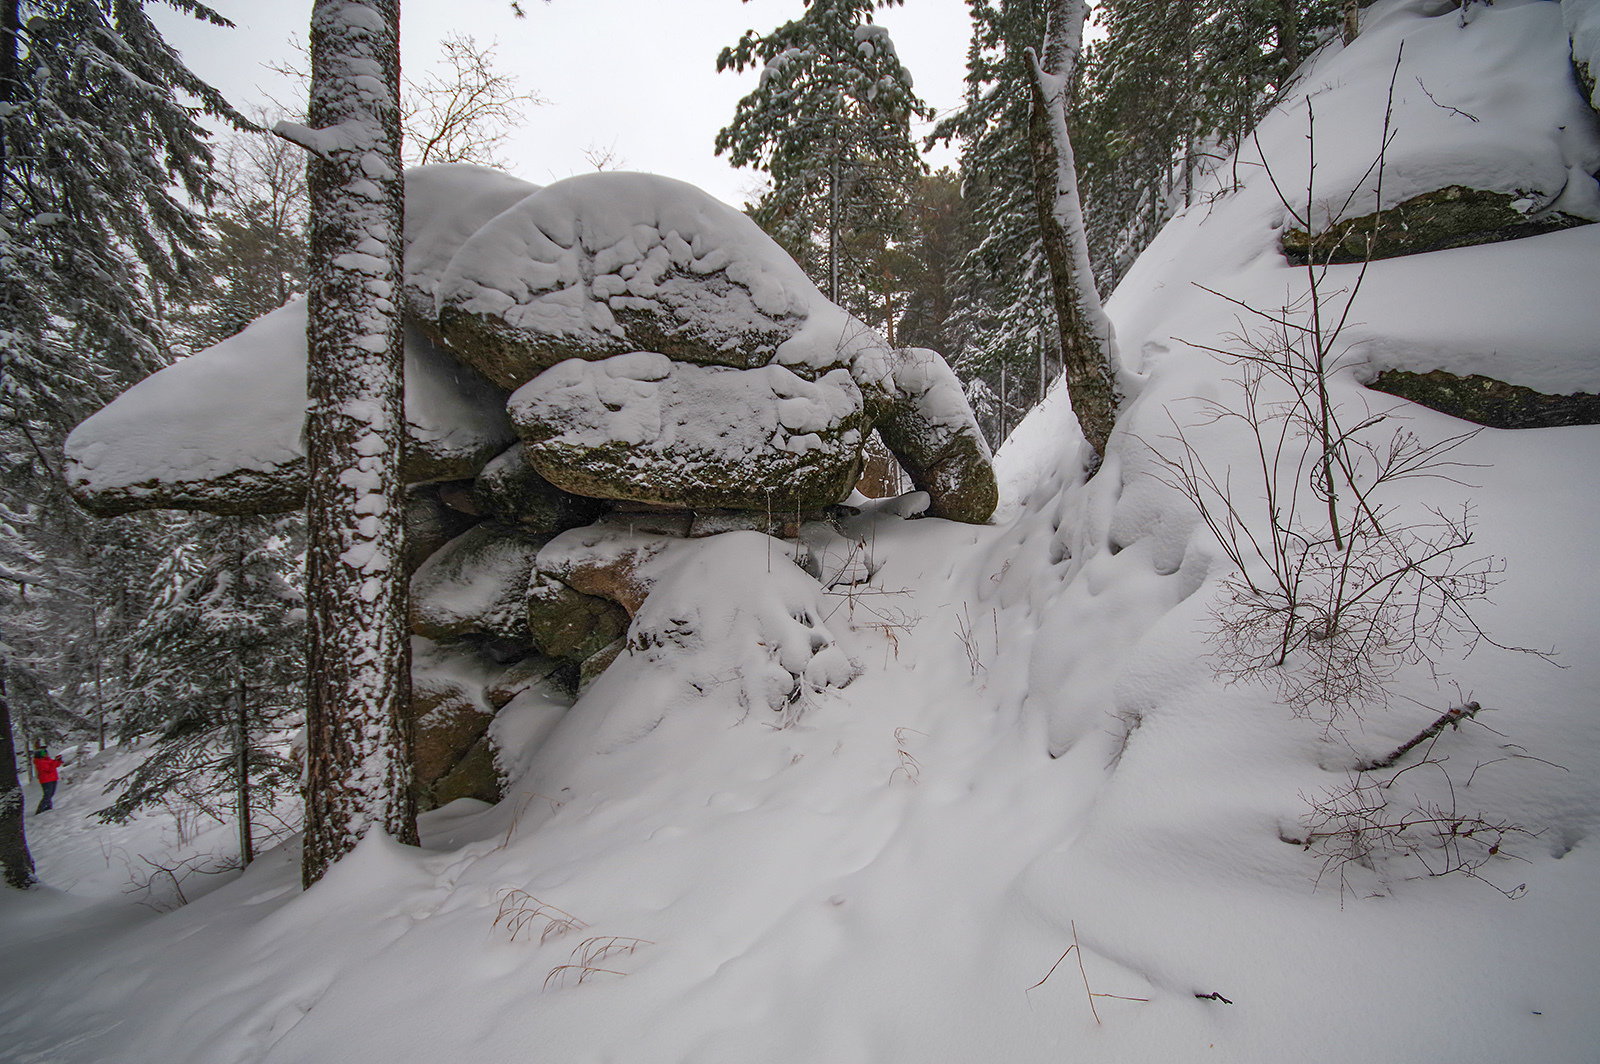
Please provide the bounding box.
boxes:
[64,298,516,516]
[402,163,541,323]
[433,170,895,410]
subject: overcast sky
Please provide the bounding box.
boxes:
[153,0,977,210]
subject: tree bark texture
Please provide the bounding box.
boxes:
[1027,0,1121,459]
[299,0,416,889]
[0,672,35,889]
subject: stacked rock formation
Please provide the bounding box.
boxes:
[63,164,999,808]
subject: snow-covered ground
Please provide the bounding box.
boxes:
[4,2,1598,1061]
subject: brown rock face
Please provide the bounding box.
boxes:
[525,575,631,662]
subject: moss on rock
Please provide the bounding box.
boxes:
[1367,368,1600,428]
[525,574,631,662]
[1282,186,1590,264]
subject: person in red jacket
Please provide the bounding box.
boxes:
[32,749,62,813]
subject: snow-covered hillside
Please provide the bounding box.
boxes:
[4,2,1598,1061]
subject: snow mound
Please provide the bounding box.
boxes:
[1277,0,1600,230]
[591,530,860,747]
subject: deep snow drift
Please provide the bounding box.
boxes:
[4,3,1599,1062]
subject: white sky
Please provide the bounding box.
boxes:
[153,0,977,210]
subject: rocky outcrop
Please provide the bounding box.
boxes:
[1367,368,1600,428]
[66,165,1003,805]
[1282,185,1591,264]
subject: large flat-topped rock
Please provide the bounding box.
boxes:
[64,299,516,516]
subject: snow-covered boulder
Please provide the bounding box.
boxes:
[401,323,521,482]
[525,574,630,663]
[874,347,998,523]
[509,351,868,511]
[402,163,541,324]
[409,522,550,644]
[471,442,605,532]
[535,515,686,617]
[432,171,895,408]
[64,299,517,516]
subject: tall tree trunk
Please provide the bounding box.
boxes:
[0,671,35,889]
[231,530,254,867]
[235,662,253,866]
[1276,0,1301,73]
[1026,0,1121,460]
[284,0,415,888]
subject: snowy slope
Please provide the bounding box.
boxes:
[5,3,1599,1062]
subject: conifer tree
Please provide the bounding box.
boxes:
[99,515,303,865]
[0,0,252,779]
[931,0,1057,443]
[716,0,929,305]
[275,0,415,887]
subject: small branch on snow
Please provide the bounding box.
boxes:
[1357,702,1480,771]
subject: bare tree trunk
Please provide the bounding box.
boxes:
[235,662,253,866]
[1342,1,1362,45]
[1027,0,1121,460]
[230,531,254,867]
[282,0,415,888]
[1276,0,1301,73]
[91,604,105,751]
[828,153,840,305]
[0,670,35,889]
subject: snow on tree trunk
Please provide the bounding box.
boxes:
[1027,0,1121,460]
[0,672,34,889]
[286,0,416,888]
